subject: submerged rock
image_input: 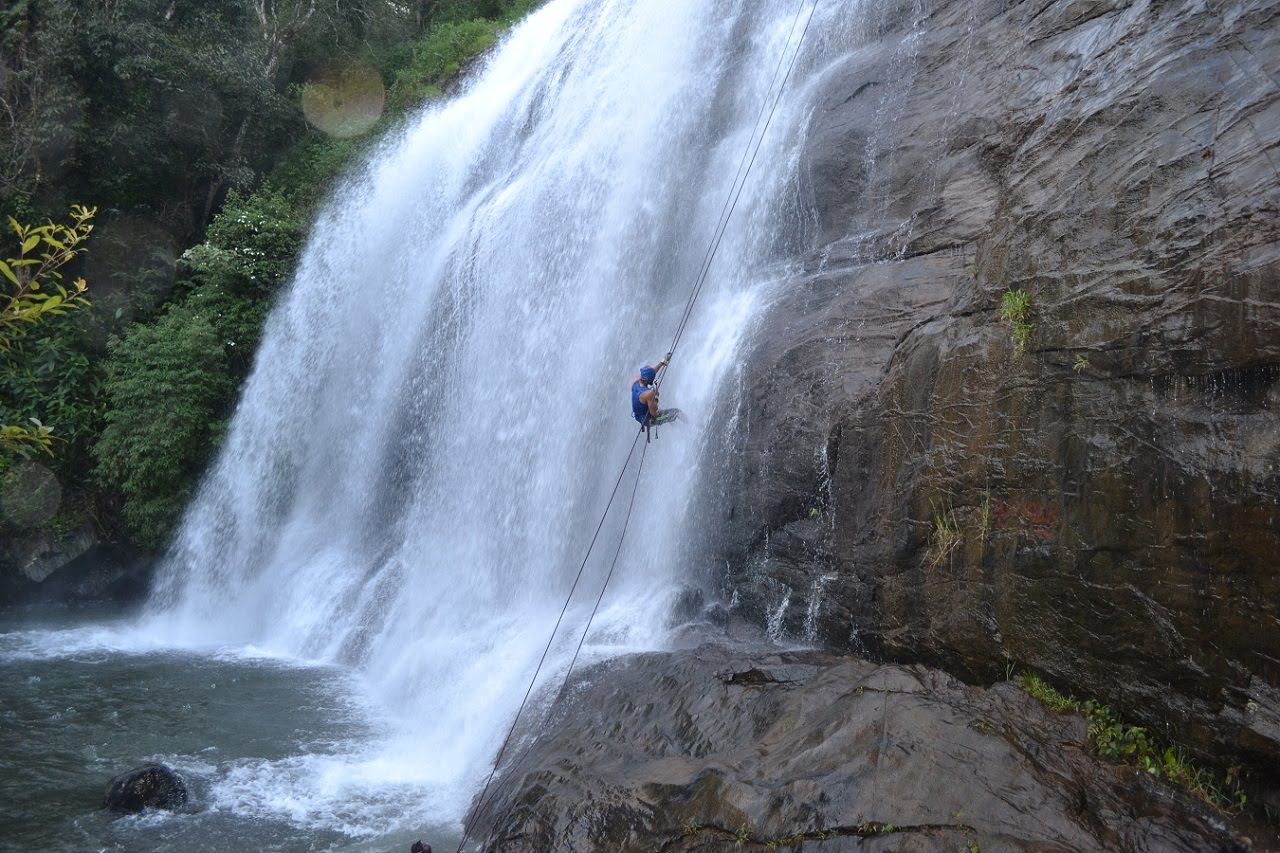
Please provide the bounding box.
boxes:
[103,762,188,814]
[472,645,1264,852]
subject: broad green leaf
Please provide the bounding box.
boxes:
[0,259,18,286]
[22,235,39,253]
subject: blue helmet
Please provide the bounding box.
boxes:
[639,365,656,382]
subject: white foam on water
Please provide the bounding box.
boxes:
[198,753,454,837]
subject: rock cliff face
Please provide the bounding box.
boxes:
[714,0,1280,800]
[473,644,1260,852]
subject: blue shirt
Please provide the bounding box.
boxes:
[632,380,650,424]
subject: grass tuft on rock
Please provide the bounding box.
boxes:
[1013,672,1246,811]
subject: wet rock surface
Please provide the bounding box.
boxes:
[473,644,1264,852]
[0,539,151,610]
[103,762,188,813]
[714,0,1280,801]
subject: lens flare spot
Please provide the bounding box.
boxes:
[302,61,386,138]
[2,462,61,528]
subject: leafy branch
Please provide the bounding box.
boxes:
[2,204,94,351]
[1,205,95,457]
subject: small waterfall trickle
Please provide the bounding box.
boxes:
[136,0,871,825]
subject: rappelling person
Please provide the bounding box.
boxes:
[632,353,684,428]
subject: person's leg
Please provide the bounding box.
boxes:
[651,408,683,425]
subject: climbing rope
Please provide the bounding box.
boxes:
[658,0,820,389]
[458,440,651,850]
[454,430,644,852]
[454,2,820,849]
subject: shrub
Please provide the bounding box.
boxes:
[181,188,304,301]
[94,302,233,551]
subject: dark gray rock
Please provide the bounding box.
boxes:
[103,762,188,813]
[1,522,95,603]
[712,0,1280,799]
[472,646,1264,852]
[1,539,151,610]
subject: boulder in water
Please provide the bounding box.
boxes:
[103,762,188,813]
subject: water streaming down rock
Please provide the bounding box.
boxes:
[139,0,864,809]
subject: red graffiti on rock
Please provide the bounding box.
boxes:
[993,500,1060,540]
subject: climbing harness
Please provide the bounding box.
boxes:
[454,2,820,849]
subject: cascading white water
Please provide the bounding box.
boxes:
[138,0,868,830]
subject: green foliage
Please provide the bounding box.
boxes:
[999,288,1032,356]
[388,18,502,109]
[0,326,96,461]
[1073,353,1089,373]
[1014,672,1080,713]
[1,0,430,235]
[91,185,303,550]
[1014,672,1247,811]
[0,418,51,458]
[2,0,265,229]
[1083,700,1152,762]
[172,186,306,377]
[385,0,536,108]
[1,204,93,459]
[94,301,233,551]
[1,204,93,350]
[262,132,361,213]
[926,502,961,567]
[182,188,305,301]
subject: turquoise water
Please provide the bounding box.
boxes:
[0,609,460,853]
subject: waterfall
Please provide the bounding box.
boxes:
[140,0,864,822]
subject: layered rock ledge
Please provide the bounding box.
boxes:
[473,644,1265,852]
